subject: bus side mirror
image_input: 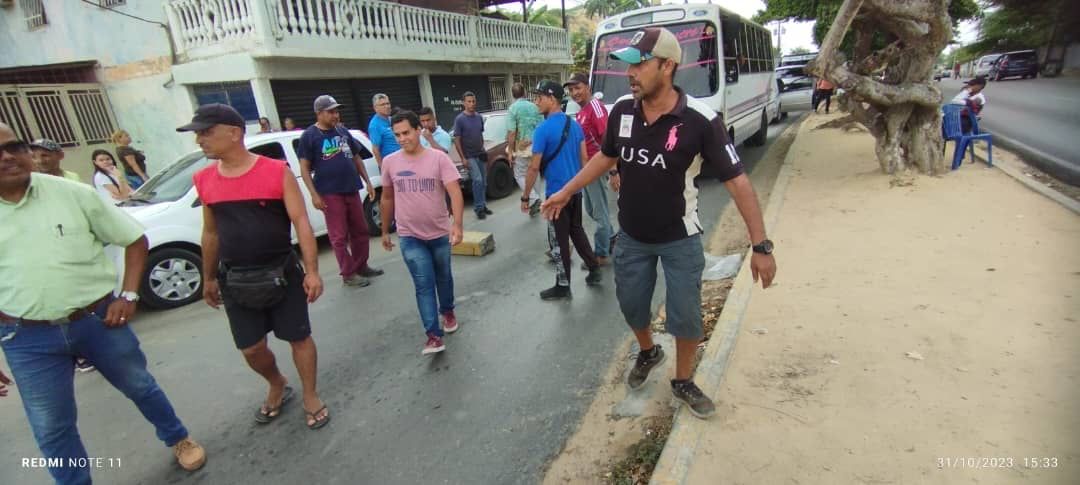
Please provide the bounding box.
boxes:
[594,92,604,101]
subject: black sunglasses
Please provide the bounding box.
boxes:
[0,139,30,155]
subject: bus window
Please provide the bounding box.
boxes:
[721,17,740,83]
[592,21,719,101]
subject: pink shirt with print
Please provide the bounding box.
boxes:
[382,148,462,240]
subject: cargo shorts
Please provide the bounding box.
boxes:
[612,231,705,340]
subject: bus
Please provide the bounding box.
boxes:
[591,4,776,147]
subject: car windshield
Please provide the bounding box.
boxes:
[129,152,211,204]
[777,67,806,79]
[980,55,1002,66]
[593,21,719,101]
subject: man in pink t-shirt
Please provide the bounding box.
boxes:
[380,111,465,356]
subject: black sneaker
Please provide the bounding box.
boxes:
[540,285,571,300]
[627,345,665,390]
[483,207,494,215]
[671,379,716,419]
[585,268,602,286]
[358,266,384,277]
[477,211,487,220]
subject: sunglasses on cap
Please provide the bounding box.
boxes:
[0,139,31,155]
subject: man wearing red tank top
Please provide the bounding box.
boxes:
[180,104,331,430]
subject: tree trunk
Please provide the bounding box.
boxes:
[806,0,952,177]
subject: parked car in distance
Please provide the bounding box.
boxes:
[974,54,1003,78]
[990,50,1039,81]
[447,110,516,200]
[117,129,386,310]
[934,69,951,81]
[776,64,815,113]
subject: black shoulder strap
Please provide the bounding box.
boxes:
[539,116,573,176]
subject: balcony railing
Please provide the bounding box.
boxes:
[165,0,572,65]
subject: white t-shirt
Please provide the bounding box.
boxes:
[93,172,122,204]
[950,89,986,108]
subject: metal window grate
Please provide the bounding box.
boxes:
[98,0,126,7]
[68,90,115,144]
[20,0,47,30]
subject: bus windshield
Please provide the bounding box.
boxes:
[592,21,719,102]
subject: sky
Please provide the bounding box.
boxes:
[520,0,819,55]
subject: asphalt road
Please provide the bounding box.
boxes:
[941,76,1080,180]
[0,115,799,485]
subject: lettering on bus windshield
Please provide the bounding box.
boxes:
[593,21,719,101]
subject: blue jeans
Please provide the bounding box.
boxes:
[0,299,189,485]
[466,157,487,213]
[400,236,455,338]
[125,174,144,190]
[583,176,614,258]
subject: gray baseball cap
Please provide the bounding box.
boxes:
[30,138,63,152]
[314,95,343,112]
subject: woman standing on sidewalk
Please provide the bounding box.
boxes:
[111,130,149,189]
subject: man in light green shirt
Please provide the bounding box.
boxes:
[30,138,82,183]
[505,82,544,214]
[0,123,206,483]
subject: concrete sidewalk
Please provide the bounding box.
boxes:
[652,114,1080,485]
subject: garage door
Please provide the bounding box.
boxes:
[271,77,421,134]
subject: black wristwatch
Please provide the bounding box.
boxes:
[752,239,774,255]
[608,170,619,176]
[520,196,530,202]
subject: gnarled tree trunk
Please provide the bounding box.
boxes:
[806,0,952,176]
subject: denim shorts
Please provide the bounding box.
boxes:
[612,231,705,340]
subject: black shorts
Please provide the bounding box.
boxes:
[221,255,311,349]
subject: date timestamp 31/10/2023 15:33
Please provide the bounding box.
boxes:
[937,457,1059,469]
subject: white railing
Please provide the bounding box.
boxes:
[168,0,259,50]
[166,0,571,62]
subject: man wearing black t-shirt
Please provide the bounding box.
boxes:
[542,28,777,419]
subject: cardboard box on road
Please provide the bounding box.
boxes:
[452,231,495,256]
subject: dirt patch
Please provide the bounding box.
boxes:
[543,119,803,485]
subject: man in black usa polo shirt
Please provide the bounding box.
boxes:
[542,27,777,418]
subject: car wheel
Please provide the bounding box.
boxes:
[141,247,203,310]
[364,189,395,236]
[485,159,515,200]
[745,110,768,147]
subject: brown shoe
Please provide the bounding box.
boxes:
[174,436,206,471]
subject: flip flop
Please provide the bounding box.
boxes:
[304,405,330,430]
[254,386,294,424]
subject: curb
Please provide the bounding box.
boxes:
[986,131,1080,186]
[648,120,803,485]
[969,148,1080,216]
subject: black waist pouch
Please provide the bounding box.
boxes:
[221,254,292,310]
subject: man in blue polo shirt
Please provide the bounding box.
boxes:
[521,80,602,300]
[368,93,401,167]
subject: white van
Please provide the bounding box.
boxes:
[591,4,776,147]
[118,130,384,309]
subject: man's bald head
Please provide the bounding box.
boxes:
[0,121,34,195]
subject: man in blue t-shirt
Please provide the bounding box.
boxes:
[368,93,401,168]
[521,80,601,300]
[299,95,383,287]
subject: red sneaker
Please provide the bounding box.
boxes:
[442,311,459,334]
[422,335,445,355]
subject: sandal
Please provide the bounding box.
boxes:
[304,405,330,430]
[254,386,293,424]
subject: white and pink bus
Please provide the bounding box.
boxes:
[591,4,776,147]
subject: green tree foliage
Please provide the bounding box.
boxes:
[754,0,980,45]
[964,0,1079,56]
[499,1,563,27]
[789,46,813,55]
[582,0,651,20]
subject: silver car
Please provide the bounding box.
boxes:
[776,65,816,113]
[974,54,1003,78]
